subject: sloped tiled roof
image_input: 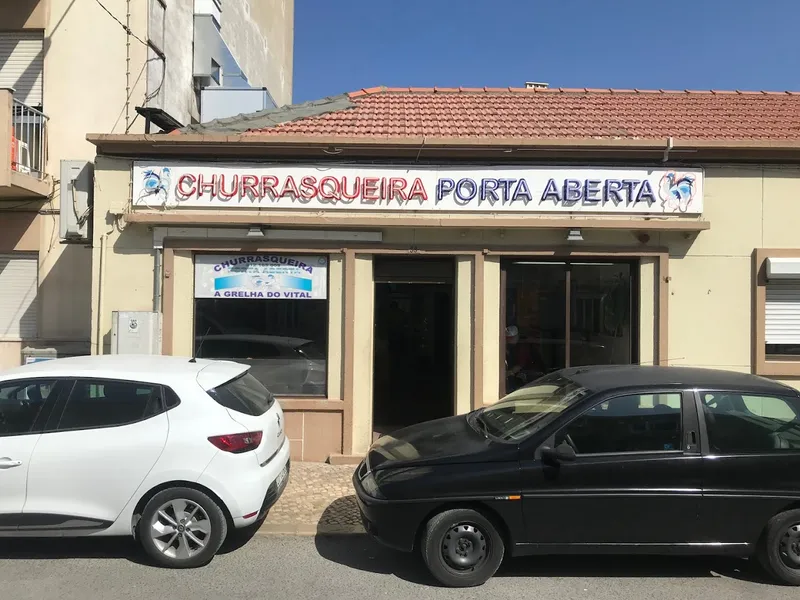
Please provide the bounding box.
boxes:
[243,86,800,141]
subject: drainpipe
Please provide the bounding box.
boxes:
[96,233,107,355]
[662,137,674,163]
[153,247,163,312]
[153,228,165,312]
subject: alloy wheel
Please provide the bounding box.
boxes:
[150,498,212,560]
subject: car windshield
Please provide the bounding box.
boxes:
[474,373,589,442]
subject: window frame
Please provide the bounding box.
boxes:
[754,248,800,377]
[0,377,62,438]
[44,378,180,434]
[694,387,800,456]
[535,388,698,459]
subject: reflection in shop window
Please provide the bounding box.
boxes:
[503,260,635,395]
[193,253,328,397]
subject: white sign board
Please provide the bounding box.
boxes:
[133,162,704,215]
[194,254,328,300]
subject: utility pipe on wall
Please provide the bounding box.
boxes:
[96,233,108,355]
[153,247,163,312]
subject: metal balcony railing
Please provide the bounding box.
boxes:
[11,98,48,179]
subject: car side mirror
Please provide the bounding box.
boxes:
[541,441,577,466]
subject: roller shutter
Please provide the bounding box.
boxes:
[765,282,800,345]
[0,254,38,339]
[0,32,44,107]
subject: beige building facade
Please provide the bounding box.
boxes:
[87,94,800,461]
[0,0,293,368]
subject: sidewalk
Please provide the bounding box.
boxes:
[258,462,364,535]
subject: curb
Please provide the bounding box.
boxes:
[257,523,365,537]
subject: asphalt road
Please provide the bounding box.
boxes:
[0,533,796,600]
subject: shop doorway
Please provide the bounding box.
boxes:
[501,259,639,396]
[372,257,455,438]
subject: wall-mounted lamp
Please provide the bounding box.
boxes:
[246,226,265,238]
[566,228,583,242]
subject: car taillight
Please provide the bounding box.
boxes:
[208,431,263,453]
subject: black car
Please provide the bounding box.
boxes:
[353,365,800,587]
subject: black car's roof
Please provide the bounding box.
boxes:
[557,365,799,396]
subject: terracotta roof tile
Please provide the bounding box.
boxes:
[244,87,800,141]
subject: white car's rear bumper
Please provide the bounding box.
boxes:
[198,435,291,529]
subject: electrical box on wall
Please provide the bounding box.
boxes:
[59,160,94,243]
[111,311,162,355]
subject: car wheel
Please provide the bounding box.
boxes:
[138,487,228,569]
[421,508,505,587]
[758,508,800,585]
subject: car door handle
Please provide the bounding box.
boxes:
[0,458,22,469]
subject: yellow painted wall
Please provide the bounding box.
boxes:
[482,256,501,405]
[326,255,344,400]
[351,254,374,454]
[171,251,194,357]
[455,256,473,414]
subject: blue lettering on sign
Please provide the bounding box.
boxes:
[636,179,656,204]
[434,175,659,208]
[563,179,582,205]
[604,179,624,204]
[584,179,601,204]
[436,178,455,204]
[541,179,561,203]
[454,178,478,204]
[511,179,532,204]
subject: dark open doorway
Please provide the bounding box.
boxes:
[372,257,455,439]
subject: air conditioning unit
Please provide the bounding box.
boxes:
[59,159,93,242]
[111,311,162,355]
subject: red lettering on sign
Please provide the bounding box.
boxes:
[408,177,428,202]
[176,174,196,197]
[240,174,259,199]
[261,175,278,198]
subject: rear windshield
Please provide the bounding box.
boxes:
[207,372,275,416]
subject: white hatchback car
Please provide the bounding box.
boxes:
[0,354,290,568]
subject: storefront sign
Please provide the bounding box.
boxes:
[133,162,704,215]
[194,254,328,299]
[133,163,703,215]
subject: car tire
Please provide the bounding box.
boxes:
[138,487,228,569]
[757,508,800,585]
[421,508,505,587]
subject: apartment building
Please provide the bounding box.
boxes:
[0,0,293,367]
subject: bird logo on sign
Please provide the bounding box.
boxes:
[658,172,696,213]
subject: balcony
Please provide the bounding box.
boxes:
[0,88,51,200]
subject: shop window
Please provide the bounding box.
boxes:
[193,254,329,397]
[754,250,800,377]
[502,260,637,395]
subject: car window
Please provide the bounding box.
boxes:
[475,373,590,441]
[556,392,683,454]
[207,372,276,416]
[57,379,162,431]
[0,379,56,436]
[701,392,800,452]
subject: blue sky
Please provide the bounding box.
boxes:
[292,0,799,103]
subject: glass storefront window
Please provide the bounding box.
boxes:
[194,298,328,396]
[192,253,329,397]
[502,260,636,394]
